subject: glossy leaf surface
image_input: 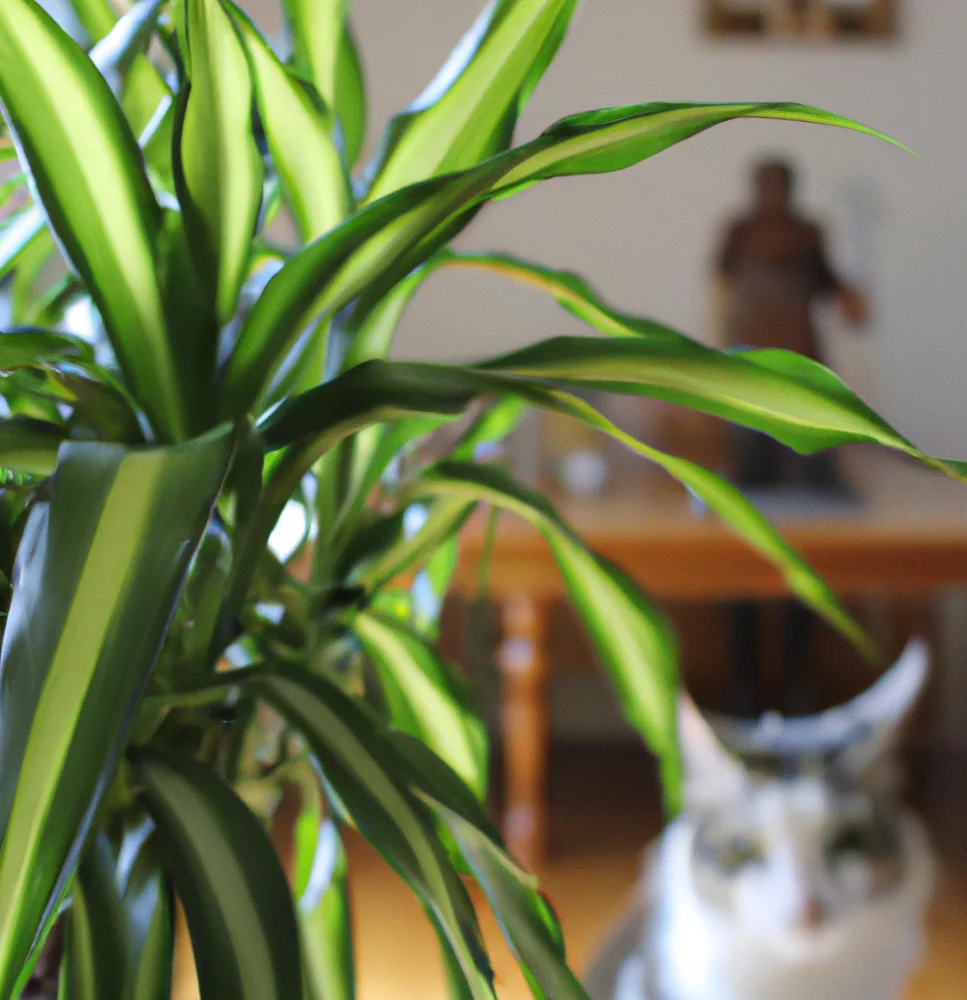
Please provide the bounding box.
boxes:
[364,0,578,200]
[393,740,587,1000]
[477,336,912,456]
[353,611,488,797]
[0,0,188,440]
[406,462,681,802]
[0,427,233,996]
[178,0,264,325]
[0,417,65,476]
[59,834,127,1000]
[134,751,303,1000]
[224,102,898,413]
[258,669,495,1000]
[231,5,350,242]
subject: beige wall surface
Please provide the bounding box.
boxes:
[245,0,967,459]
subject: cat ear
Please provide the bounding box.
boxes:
[832,638,929,783]
[679,695,746,808]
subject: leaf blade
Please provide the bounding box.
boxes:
[258,669,496,1000]
[231,5,351,243]
[224,101,900,414]
[0,426,233,996]
[178,0,264,325]
[0,0,188,440]
[353,611,488,798]
[133,751,303,1000]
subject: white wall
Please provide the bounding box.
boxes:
[316,0,966,459]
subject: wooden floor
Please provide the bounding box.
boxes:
[349,745,967,1000]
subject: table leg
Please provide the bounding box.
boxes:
[498,593,550,870]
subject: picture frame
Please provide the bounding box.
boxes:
[705,0,897,39]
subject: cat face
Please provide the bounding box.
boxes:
[680,641,927,955]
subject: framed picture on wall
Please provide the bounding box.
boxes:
[705,1,897,39]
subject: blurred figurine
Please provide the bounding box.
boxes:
[585,641,934,1000]
[716,158,868,491]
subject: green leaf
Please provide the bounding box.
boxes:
[281,0,366,167]
[70,0,120,42]
[369,0,576,200]
[0,329,93,369]
[0,426,233,997]
[435,802,587,1000]
[335,25,366,168]
[0,417,66,475]
[391,738,588,1000]
[354,498,476,592]
[406,461,682,804]
[0,0,193,441]
[258,669,496,1000]
[231,5,351,243]
[117,827,174,1000]
[0,208,45,284]
[537,390,875,656]
[223,102,900,414]
[92,0,175,192]
[177,0,264,325]
[133,751,303,1000]
[435,249,691,343]
[353,611,488,798]
[89,0,164,98]
[477,336,912,456]
[59,833,128,1000]
[281,0,347,121]
[364,0,578,200]
[297,818,355,1000]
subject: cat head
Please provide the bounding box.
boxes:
[679,640,929,952]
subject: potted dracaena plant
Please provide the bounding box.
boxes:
[0,0,959,997]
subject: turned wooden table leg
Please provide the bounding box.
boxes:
[498,593,550,870]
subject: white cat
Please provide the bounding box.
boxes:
[588,640,934,1000]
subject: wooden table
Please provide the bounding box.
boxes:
[451,449,967,868]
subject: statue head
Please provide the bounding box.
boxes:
[754,158,796,214]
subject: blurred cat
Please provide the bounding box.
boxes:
[587,640,934,1000]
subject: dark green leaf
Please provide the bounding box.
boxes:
[0,427,233,996]
[117,826,174,1000]
[353,611,488,797]
[59,833,127,1000]
[394,739,588,1000]
[133,751,303,1000]
[478,336,912,455]
[406,461,682,804]
[0,417,65,476]
[355,498,476,592]
[0,0,190,441]
[178,0,264,325]
[0,329,93,370]
[536,390,874,655]
[223,102,900,414]
[258,669,496,1000]
[296,817,355,1000]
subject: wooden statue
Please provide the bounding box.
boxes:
[715,159,867,490]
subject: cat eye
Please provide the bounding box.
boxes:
[706,834,763,872]
[827,823,872,857]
